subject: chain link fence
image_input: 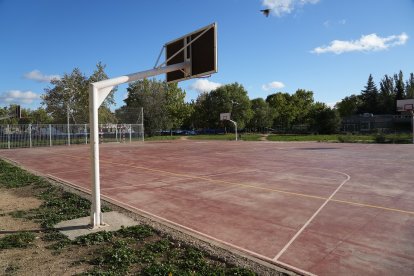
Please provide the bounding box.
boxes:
[0,123,144,149]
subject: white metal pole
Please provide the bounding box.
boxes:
[89,62,189,228]
[49,124,52,147]
[129,124,132,143]
[141,107,144,142]
[85,123,88,144]
[236,123,238,141]
[67,105,71,146]
[29,124,32,148]
[89,84,103,227]
[7,124,10,149]
[229,120,238,141]
[412,112,414,144]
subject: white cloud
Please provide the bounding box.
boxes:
[323,19,346,28]
[312,32,408,54]
[189,79,222,93]
[24,70,61,82]
[0,90,40,105]
[262,0,320,17]
[262,81,285,91]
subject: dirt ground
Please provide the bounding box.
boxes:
[0,187,94,276]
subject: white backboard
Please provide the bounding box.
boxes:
[397,99,414,112]
[220,113,231,121]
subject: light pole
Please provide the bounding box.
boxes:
[64,87,71,146]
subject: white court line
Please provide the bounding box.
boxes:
[44,172,317,276]
[100,194,318,276]
[273,171,351,261]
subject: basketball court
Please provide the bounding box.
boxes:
[1,140,413,275]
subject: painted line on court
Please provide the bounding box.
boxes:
[45,171,317,275]
[55,152,414,216]
[98,194,318,276]
[273,172,351,261]
[331,199,414,215]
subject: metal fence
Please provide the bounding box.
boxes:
[0,123,144,149]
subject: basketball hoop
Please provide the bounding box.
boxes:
[396,99,414,144]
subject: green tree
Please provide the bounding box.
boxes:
[122,79,189,135]
[335,95,362,117]
[378,74,395,114]
[310,104,341,134]
[266,92,292,129]
[29,108,53,124]
[247,98,275,131]
[291,89,314,125]
[192,83,253,130]
[266,89,315,130]
[164,83,192,130]
[0,105,20,124]
[358,74,379,114]
[394,70,405,101]
[42,62,116,124]
[405,73,414,99]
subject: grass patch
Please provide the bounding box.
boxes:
[74,231,114,246]
[91,240,137,274]
[145,135,181,141]
[266,133,412,143]
[266,134,339,142]
[0,160,47,188]
[79,226,257,275]
[0,159,257,275]
[0,159,111,229]
[0,232,36,250]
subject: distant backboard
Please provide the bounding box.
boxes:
[220,113,231,121]
[165,23,217,83]
[397,99,414,112]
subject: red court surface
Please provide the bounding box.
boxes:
[1,140,413,275]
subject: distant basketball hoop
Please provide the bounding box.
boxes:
[219,113,238,141]
[396,99,414,144]
[397,99,414,113]
[220,113,231,121]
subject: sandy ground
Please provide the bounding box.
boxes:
[0,187,92,276]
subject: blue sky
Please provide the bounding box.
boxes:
[0,0,413,110]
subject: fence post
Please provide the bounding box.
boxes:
[49,124,52,147]
[129,124,132,143]
[29,124,32,148]
[115,125,118,142]
[7,124,10,149]
[84,124,87,144]
[141,107,144,142]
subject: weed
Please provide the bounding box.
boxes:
[116,225,154,240]
[0,232,36,250]
[8,210,28,219]
[179,247,208,271]
[141,262,179,276]
[46,239,72,251]
[137,248,157,263]
[145,239,171,254]
[42,230,68,242]
[74,231,114,246]
[91,240,137,273]
[5,263,20,274]
[226,267,257,275]
[0,160,41,188]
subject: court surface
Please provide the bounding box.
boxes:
[1,140,413,275]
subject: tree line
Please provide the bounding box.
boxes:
[2,63,411,135]
[335,71,414,117]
